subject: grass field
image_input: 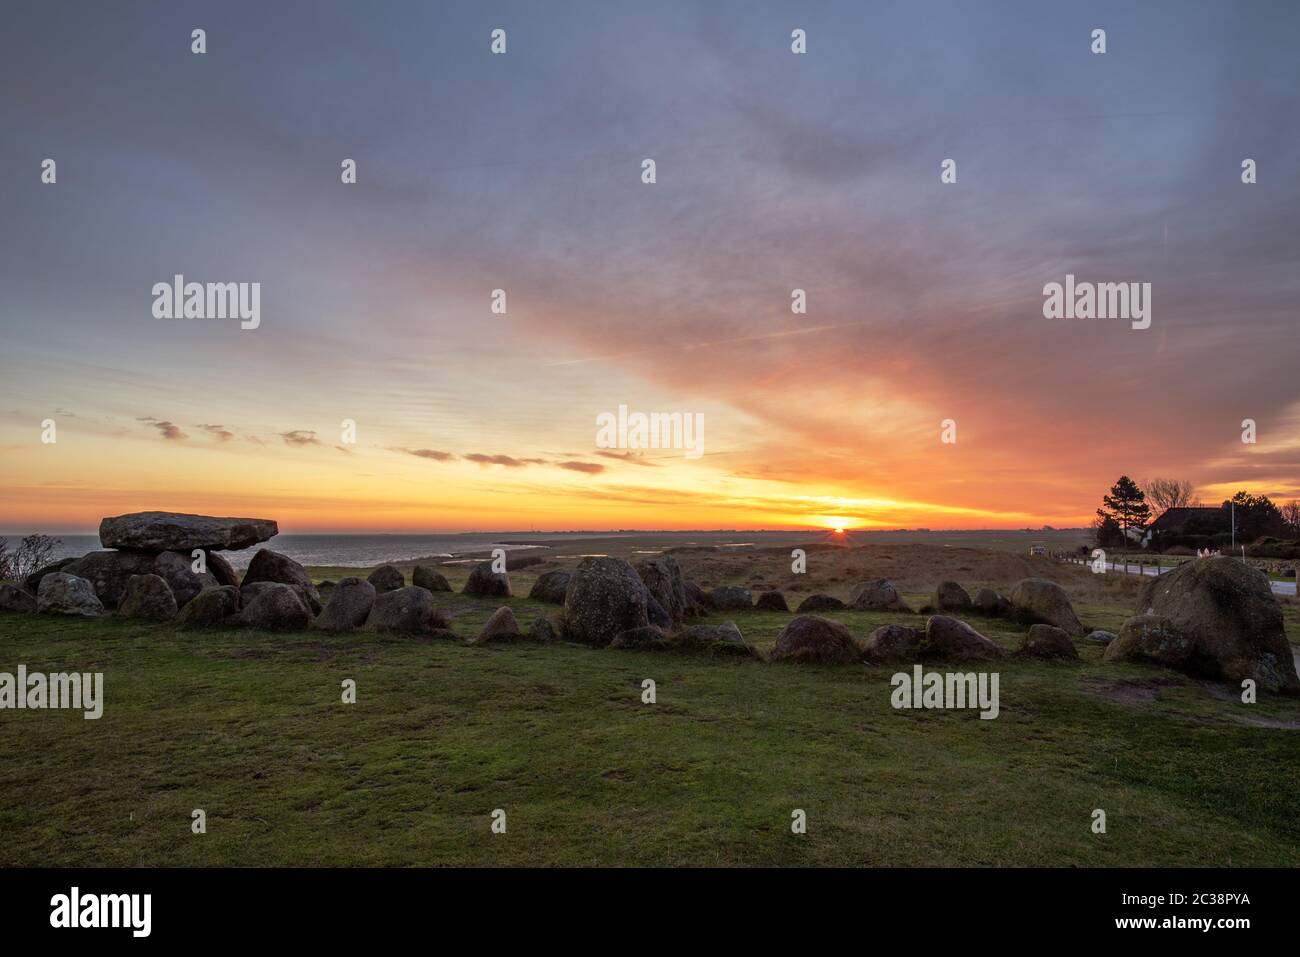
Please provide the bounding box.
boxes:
[2,543,1299,867]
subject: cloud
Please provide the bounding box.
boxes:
[595,450,660,467]
[464,454,546,468]
[137,417,187,440]
[557,461,605,474]
[280,430,322,447]
[197,423,234,441]
[398,447,457,461]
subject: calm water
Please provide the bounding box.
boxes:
[34,533,610,569]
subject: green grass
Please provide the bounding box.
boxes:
[3,585,1299,867]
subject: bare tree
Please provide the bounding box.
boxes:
[1142,477,1195,514]
[1283,500,1300,534]
[0,534,61,582]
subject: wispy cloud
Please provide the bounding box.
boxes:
[280,430,322,447]
[557,461,605,474]
[137,417,187,441]
[197,423,234,441]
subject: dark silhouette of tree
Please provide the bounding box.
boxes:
[1221,492,1285,541]
[1097,476,1151,543]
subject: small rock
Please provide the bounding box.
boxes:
[795,593,845,613]
[709,585,753,611]
[755,590,789,612]
[1018,623,1079,660]
[862,623,921,662]
[973,587,1011,617]
[852,579,912,612]
[367,564,405,593]
[475,606,521,643]
[933,581,973,613]
[1085,629,1117,644]
[610,625,667,649]
[527,569,570,604]
[463,561,511,598]
[1104,614,1193,668]
[412,565,452,592]
[0,583,38,613]
[1009,577,1083,636]
[527,616,560,643]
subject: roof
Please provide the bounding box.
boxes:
[1148,506,1223,531]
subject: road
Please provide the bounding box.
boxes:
[1064,558,1297,597]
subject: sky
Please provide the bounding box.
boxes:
[2,0,1298,534]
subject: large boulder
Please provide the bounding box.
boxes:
[1017,623,1079,660]
[175,586,240,628]
[474,606,522,643]
[366,586,451,634]
[236,582,311,630]
[563,557,649,646]
[0,583,37,613]
[241,549,321,613]
[709,585,753,611]
[22,557,76,593]
[36,573,104,617]
[862,623,921,662]
[463,561,511,598]
[920,616,1006,663]
[1009,578,1083,636]
[153,550,217,607]
[795,593,845,613]
[527,569,570,604]
[99,511,277,552]
[241,581,320,616]
[366,565,405,593]
[314,578,376,632]
[851,579,911,612]
[635,557,688,622]
[118,574,178,621]
[61,550,156,608]
[412,565,452,593]
[1121,558,1298,692]
[770,615,862,664]
[755,590,790,612]
[933,581,972,613]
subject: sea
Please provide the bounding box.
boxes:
[34,533,620,569]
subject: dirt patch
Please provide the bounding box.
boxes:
[1080,676,1185,704]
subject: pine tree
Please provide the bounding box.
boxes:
[1097,476,1151,543]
